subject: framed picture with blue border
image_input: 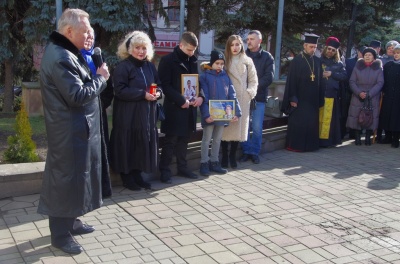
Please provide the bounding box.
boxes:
[209,100,235,121]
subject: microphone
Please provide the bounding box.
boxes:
[93,47,103,67]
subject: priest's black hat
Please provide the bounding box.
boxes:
[304,33,320,44]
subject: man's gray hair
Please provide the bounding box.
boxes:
[248,30,262,40]
[58,8,89,32]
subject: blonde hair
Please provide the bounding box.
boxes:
[116,31,154,61]
[58,8,89,33]
[224,35,245,75]
[322,46,340,62]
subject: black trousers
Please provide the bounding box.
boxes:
[49,217,84,246]
[159,134,190,173]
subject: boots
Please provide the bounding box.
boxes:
[133,170,151,189]
[120,173,141,191]
[221,141,229,168]
[365,130,372,146]
[392,132,399,148]
[200,162,211,176]
[210,161,228,174]
[229,141,238,169]
[354,130,361,146]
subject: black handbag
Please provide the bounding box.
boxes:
[358,95,373,128]
[156,103,165,121]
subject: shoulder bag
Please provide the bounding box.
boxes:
[358,94,373,128]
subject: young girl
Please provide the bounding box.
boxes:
[199,50,241,176]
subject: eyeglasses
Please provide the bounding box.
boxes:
[327,47,337,52]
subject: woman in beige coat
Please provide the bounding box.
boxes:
[221,35,258,168]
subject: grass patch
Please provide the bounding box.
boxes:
[0,116,47,136]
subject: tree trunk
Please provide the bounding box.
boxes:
[186,0,201,39]
[3,59,14,113]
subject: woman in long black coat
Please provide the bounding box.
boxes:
[110,31,162,190]
[379,44,400,148]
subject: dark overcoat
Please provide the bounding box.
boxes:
[346,59,383,130]
[110,56,162,175]
[38,31,108,217]
[379,61,400,131]
[158,46,200,137]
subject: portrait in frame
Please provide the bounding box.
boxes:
[209,100,235,121]
[181,74,199,102]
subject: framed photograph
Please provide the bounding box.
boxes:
[209,100,235,121]
[181,74,199,102]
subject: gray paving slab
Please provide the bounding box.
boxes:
[1,141,400,263]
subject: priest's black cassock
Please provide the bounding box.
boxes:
[282,52,325,152]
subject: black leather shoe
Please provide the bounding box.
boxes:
[251,155,260,164]
[71,224,95,235]
[239,154,250,162]
[161,178,172,184]
[177,169,198,179]
[52,240,83,254]
[123,182,141,191]
[135,178,152,189]
[160,171,172,183]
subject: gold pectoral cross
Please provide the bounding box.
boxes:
[310,73,315,81]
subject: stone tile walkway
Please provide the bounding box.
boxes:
[1,140,400,263]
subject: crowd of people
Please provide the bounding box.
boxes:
[36,7,400,255]
[282,34,400,151]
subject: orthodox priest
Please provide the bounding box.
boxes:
[281,33,324,152]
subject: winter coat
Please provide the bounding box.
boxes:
[158,46,203,137]
[245,48,274,102]
[320,56,347,98]
[110,56,162,175]
[379,61,400,131]
[37,31,108,217]
[222,54,258,141]
[199,64,242,127]
[346,59,383,130]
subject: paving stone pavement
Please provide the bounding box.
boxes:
[1,140,400,264]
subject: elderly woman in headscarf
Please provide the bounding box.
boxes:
[381,40,399,65]
[346,48,384,146]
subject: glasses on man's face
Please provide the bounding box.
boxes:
[327,47,336,52]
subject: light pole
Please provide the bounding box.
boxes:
[56,0,62,28]
[179,0,185,38]
[274,0,285,81]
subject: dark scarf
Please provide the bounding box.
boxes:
[49,31,91,75]
[175,46,192,71]
[128,55,146,67]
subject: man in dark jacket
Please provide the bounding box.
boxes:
[158,32,204,183]
[38,8,110,254]
[240,30,274,164]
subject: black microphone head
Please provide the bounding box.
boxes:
[94,47,101,56]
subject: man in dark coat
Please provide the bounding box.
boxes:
[281,33,325,152]
[38,9,110,254]
[158,32,204,183]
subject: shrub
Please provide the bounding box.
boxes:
[4,101,40,163]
